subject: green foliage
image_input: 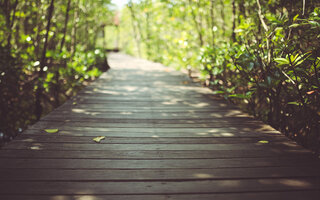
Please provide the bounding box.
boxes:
[119,0,320,152]
[0,0,115,144]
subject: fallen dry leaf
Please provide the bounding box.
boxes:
[307,91,315,95]
[93,136,106,143]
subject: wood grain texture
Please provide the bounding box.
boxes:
[0,53,319,199]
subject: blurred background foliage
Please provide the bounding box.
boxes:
[111,0,320,152]
[0,0,118,144]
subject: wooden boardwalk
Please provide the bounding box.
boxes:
[0,53,319,200]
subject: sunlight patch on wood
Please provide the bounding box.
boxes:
[195,132,208,136]
[120,112,133,115]
[220,132,235,137]
[219,180,241,187]
[184,102,210,108]
[30,146,42,150]
[193,173,213,178]
[279,179,312,188]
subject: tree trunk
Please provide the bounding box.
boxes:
[210,0,215,46]
[231,0,236,42]
[128,0,142,57]
[238,0,246,18]
[219,0,226,37]
[145,12,152,59]
[102,25,111,71]
[188,0,204,46]
[34,0,42,57]
[59,0,71,52]
[2,0,19,49]
[71,0,79,56]
[53,0,71,107]
[35,0,55,120]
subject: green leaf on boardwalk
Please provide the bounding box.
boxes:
[72,102,77,105]
[93,136,106,143]
[258,140,269,144]
[288,101,302,106]
[44,129,59,133]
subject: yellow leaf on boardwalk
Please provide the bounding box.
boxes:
[44,129,59,133]
[93,136,106,143]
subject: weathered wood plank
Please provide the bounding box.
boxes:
[0,149,313,159]
[28,121,277,129]
[1,167,319,181]
[0,179,319,195]
[42,112,251,120]
[0,158,319,169]
[2,142,306,151]
[11,135,290,144]
[2,192,320,200]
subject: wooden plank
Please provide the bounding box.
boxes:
[0,149,313,159]
[57,104,232,109]
[11,135,290,144]
[2,192,320,200]
[55,105,233,111]
[0,158,319,169]
[28,121,276,129]
[42,112,251,120]
[1,142,306,151]
[49,109,245,115]
[39,116,258,123]
[0,179,319,195]
[23,126,283,138]
[0,167,319,181]
[23,126,282,136]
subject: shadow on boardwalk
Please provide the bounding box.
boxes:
[0,53,319,200]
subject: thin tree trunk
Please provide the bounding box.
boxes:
[116,25,120,49]
[71,0,79,56]
[102,25,111,71]
[4,0,18,49]
[256,0,271,65]
[34,0,42,57]
[238,0,246,18]
[188,0,204,46]
[231,0,236,42]
[210,0,215,46]
[53,0,71,107]
[59,0,71,52]
[219,0,226,37]
[145,11,152,59]
[128,1,142,57]
[35,0,55,120]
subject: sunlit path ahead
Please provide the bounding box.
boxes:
[0,53,319,200]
